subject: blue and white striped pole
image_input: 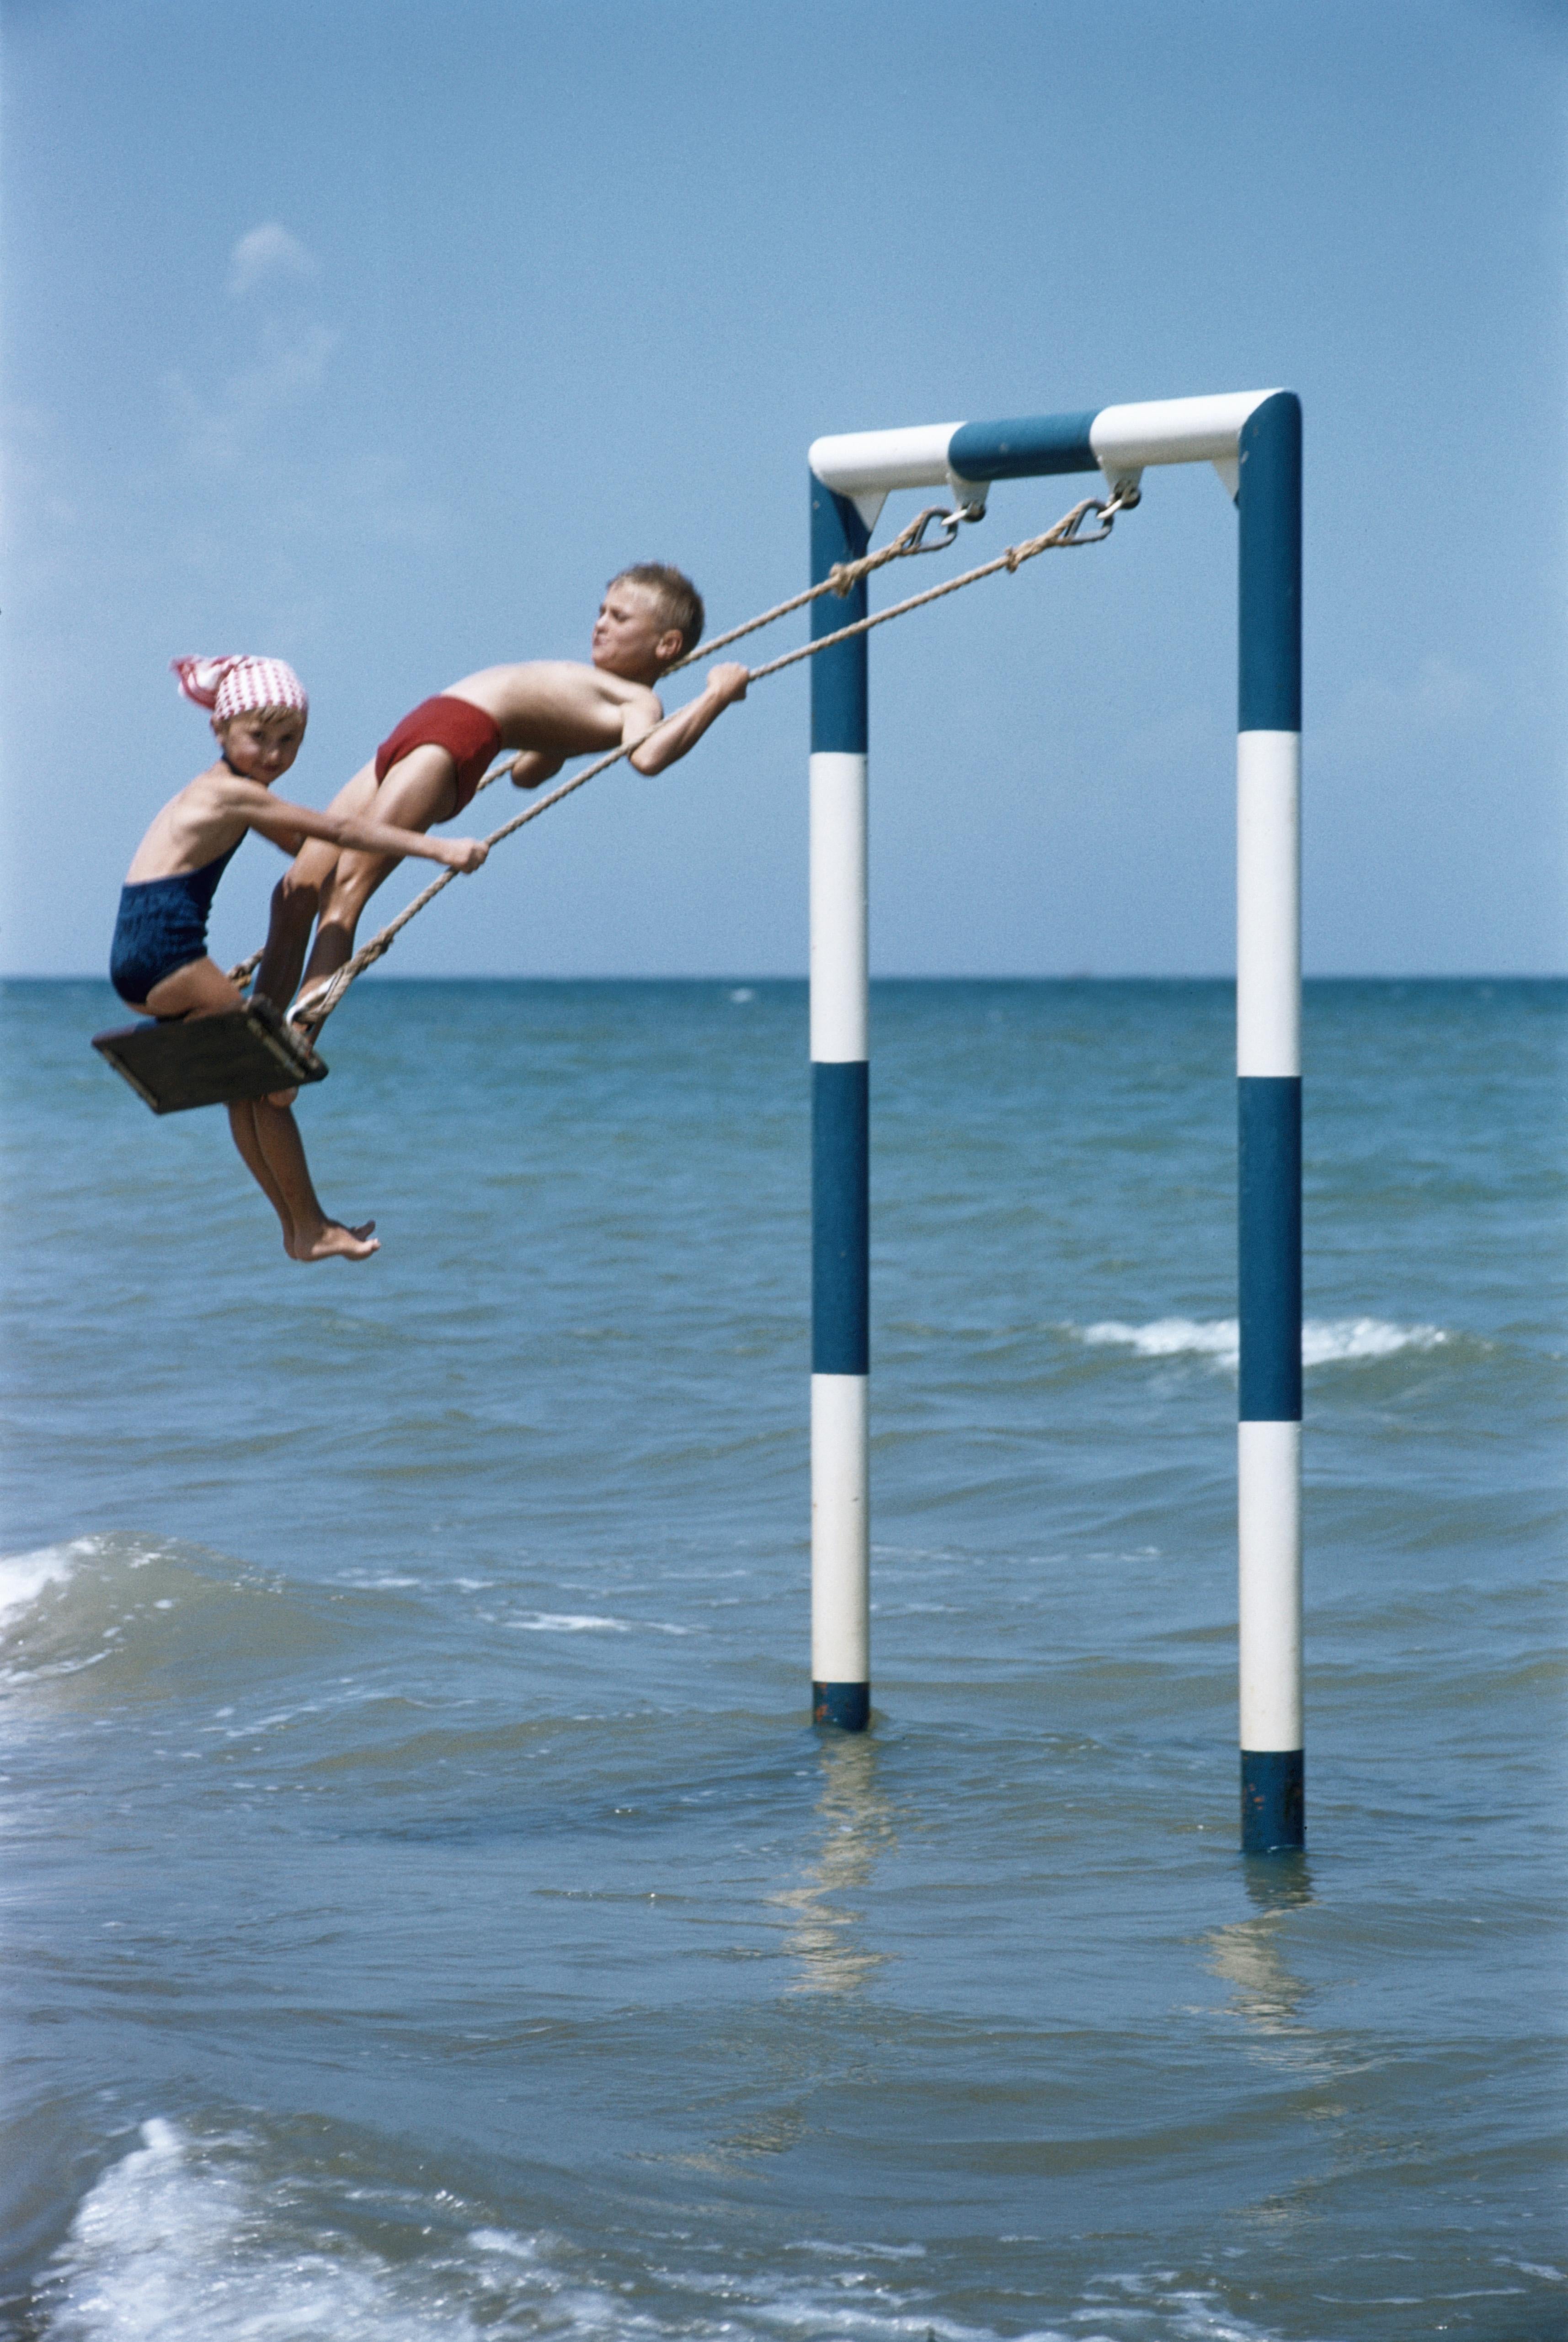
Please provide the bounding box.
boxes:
[809,477,871,1732]
[1236,392,1304,1852]
[807,391,1305,1839]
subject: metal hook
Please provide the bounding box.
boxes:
[1056,486,1139,547]
[896,501,985,556]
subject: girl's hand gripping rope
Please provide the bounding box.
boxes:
[437,837,489,873]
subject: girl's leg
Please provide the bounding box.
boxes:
[139,960,299,1246]
[141,956,246,1019]
[249,1100,378,1262]
[138,959,377,1263]
[228,1100,299,1254]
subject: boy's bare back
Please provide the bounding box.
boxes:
[441,660,660,761]
[440,574,747,783]
[437,572,747,791]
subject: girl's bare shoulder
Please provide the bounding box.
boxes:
[123,762,251,882]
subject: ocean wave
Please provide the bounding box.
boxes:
[503,1611,631,1633]
[1075,1316,1451,1374]
[0,1536,85,1630]
[0,1534,130,1684]
[0,1531,349,1699]
[502,1612,689,1635]
[34,2120,482,2342]
[33,2120,1297,2342]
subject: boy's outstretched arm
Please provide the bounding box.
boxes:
[626,664,749,775]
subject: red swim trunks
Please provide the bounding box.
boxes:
[374,695,502,814]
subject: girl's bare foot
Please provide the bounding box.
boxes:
[291,1218,379,1262]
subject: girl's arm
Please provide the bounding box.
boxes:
[217,776,488,871]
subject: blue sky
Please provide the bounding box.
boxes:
[3,0,1563,977]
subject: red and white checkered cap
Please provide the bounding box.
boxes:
[170,655,309,724]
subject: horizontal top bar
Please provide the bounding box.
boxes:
[810,389,1285,498]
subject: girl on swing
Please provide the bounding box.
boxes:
[110,656,486,1261]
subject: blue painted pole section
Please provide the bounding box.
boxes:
[1238,394,1302,735]
[812,1064,869,1375]
[810,477,872,1732]
[811,485,869,747]
[947,411,1099,482]
[1237,1081,1301,1424]
[1236,391,1304,1852]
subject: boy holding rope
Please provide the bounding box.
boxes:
[256,566,747,1015]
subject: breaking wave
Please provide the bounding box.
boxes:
[1074,1317,1452,1373]
[31,2118,1297,2342]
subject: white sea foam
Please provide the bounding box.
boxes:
[1076,1316,1451,1374]
[0,1537,86,1631]
[503,1611,631,1632]
[38,2120,483,2342]
[501,1611,690,1636]
[37,2123,1298,2342]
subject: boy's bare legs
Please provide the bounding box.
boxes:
[255,763,382,1009]
[139,957,379,1263]
[254,857,327,1009]
[300,747,459,994]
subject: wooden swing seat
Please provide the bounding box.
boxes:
[92,997,329,1115]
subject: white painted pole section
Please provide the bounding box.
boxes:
[1237,1420,1303,1748]
[1237,731,1301,1079]
[1090,391,1281,475]
[809,753,869,1063]
[811,1374,870,1686]
[807,424,964,499]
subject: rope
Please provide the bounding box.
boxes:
[659,497,984,669]
[267,486,1135,1033]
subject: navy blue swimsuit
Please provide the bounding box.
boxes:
[110,841,241,1006]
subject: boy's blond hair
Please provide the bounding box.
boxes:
[611,564,704,660]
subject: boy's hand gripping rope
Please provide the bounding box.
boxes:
[261,485,1137,1033]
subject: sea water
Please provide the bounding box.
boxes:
[0,977,1563,2341]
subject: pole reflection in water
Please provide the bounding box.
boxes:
[770,1733,897,1996]
[1204,1857,1317,2047]
[1199,1861,1349,2236]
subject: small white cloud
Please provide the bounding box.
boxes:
[164,322,339,469]
[1317,656,1489,765]
[227,223,320,299]
[1124,700,1228,773]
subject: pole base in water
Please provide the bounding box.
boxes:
[1241,1749,1304,1852]
[813,1681,869,1731]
